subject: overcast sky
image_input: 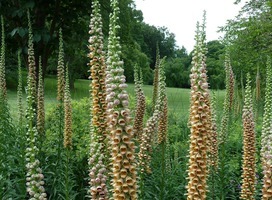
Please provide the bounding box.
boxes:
[134,0,244,52]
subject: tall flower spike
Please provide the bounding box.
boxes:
[152,44,160,113]
[134,65,139,99]
[88,0,108,199]
[138,58,165,174]
[64,65,72,149]
[37,57,45,135]
[0,15,6,99]
[25,17,46,197]
[133,65,146,142]
[157,58,167,145]
[262,131,272,200]
[240,73,256,200]
[261,57,272,161]
[157,96,168,145]
[255,66,261,101]
[106,0,137,199]
[199,13,213,170]
[186,21,210,200]
[57,28,65,102]
[17,51,24,126]
[88,120,108,199]
[27,10,37,107]
[218,51,232,144]
[187,12,210,129]
[229,65,235,109]
[208,92,218,169]
[88,0,107,148]
[261,57,272,200]
[25,76,47,199]
[234,76,242,115]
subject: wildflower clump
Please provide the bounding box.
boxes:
[186,21,210,200]
[87,0,108,198]
[240,74,256,200]
[106,0,137,198]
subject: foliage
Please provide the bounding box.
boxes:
[0,96,26,199]
[206,40,225,89]
[43,98,90,199]
[0,0,182,87]
[0,15,26,199]
[220,0,272,88]
[164,48,191,88]
[163,41,225,89]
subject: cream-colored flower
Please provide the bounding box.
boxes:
[186,20,211,200]
[106,0,137,198]
[240,74,256,200]
[64,66,72,149]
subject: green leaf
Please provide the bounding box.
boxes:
[17,10,24,18]
[18,27,26,37]
[11,11,18,18]
[10,28,18,37]
[11,9,24,18]
[33,34,41,42]
[43,34,50,43]
[24,1,35,9]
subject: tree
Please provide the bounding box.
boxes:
[164,46,191,88]
[206,40,225,89]
[0,0,180,86]
[220,0,272,83]
[0,0,109,78]
[139,23,177,68]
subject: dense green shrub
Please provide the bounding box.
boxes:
[43,97,90,199]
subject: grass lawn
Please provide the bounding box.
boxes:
[7,76,225,121]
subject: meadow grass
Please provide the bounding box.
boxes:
[7,75,225,121]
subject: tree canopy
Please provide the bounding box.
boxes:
[0,0,181,84]
[1,0,228,89]
[220,0,272,84]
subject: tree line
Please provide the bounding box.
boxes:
[0,0,227,89]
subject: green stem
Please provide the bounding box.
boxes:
[159,141,166,200]
[65,148,70,200]
[57,104,63,165]
[219,142,227,199]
